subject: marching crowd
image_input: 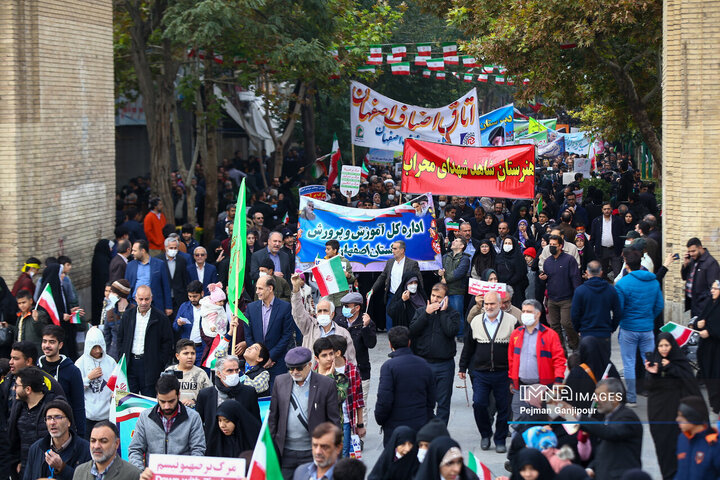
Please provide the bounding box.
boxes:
[0,148,719,480]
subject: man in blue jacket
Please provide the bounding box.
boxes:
[615,248,664,405]
[375,326,435,446]
[675,396,720,480]
[571,260,621,357]
[125,239,172,315]
[172,281,204,365]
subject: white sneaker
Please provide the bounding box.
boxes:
[627,402,637,408]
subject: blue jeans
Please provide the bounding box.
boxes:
[448,295,465,337]
[385,294,394,330]
[618,328,655,402]
[342,422,351,457]
[428,359,455,424]
[470,370,510,445]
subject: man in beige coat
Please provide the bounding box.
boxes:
[73,421,141,480]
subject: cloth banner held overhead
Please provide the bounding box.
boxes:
[515,118,557,138]
[401,139,535,199]
[299,185,327,200]
[350,81,480,152]
[478,105,515,146]
[562,132,592,156]
[296,194,441,272]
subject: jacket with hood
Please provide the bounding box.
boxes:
[37,355,86,437]
[615,270,664,332]
[571,276,621,337]
[23,432,90,480]
[74,327,117,421]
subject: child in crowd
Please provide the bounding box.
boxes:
[165,339,212,407]
[241,342,270,397]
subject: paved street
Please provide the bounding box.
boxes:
[360,331,662,478]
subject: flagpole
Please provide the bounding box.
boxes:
[351,143,356,166]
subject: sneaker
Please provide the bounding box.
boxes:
[627,402,637,408]
[495,444,507,454]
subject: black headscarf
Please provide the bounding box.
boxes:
[555,464,590,480]
[37,264,67,315]
[476,213,499,239]
[368,426,419,480]
[404,277,426,309]
[472,239,496,277]
[652,332,700,396]
[91,240,112,325]
[413,436,477,480]
[618,469,652,480]
[510,448,556,480]
[205,400,261,457]
[480,268,497,282]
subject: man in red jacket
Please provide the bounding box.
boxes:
[143,198,167,256]
[508,299,566,422]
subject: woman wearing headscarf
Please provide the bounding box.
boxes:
[510,202,533,234]
[644,332,701,479]
[694,279,720,414]
[413,436,479,480]
[510,448,556,480]
[90,239,112,326]
[574,234,595,277]
[516,219,535,251]
[495,237,528,308]
[555,464,590,480]
[368,426,419,480]
[471,240,496,281]
[476,213,499,240]
[35,264,78,359]
[388,277,427,329]
[205,399,261,457]
[622,211,636,235]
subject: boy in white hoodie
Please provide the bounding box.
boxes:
[75,326,117,438]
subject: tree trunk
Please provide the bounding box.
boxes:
[146,98,174,223]
[301,82,317,174]
[202,73,219,244]
[172,101,199,225]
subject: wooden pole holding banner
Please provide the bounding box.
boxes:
[351,142,356,166]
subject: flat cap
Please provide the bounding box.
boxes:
[340,292,363,305]
[285,347,312,367]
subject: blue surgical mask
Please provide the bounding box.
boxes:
[342,306,353,318]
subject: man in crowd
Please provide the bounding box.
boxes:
[496,222,510,251]
[158,235,190,315]
[256,259,291,302]
[674,396,720,479]
[117,285,174,396]
[250,211,271,248]
[557,191,588,227]
[73,421,141,480]
[250,231,291,282]
[143,198,167,256]
[456,223,479,270]
[23,399,90,480]
[186,246,218,295]
[109,240,132,283]
[282,230,297,274]
[682,237,720,317]
[195,355,260,438]
[11,257,41,297]
[269,347,340,479]
[615,248,663,406]
[245,275,294,382]
[409,283,460,425]
[589,201,624,277]
[375,326,435,446]
[173,281,204,363]
[459,291,515,453]
[293,423,343,480]
[571,260,621,357]
[323,240,354,309]
[125,240,172,316]
[539,235,582,351]
[635,220,661,272]
[37,325,86,438]
[372,240,422,331]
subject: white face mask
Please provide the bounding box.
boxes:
[503,244,513,253]
[225,227,230,236]
[388,194,395,200]
[317,314,331,327]
[438,201,446,208]
[407,284,418,294]
[223,373,240,387]
[417,448,427,463]
[105,294,119,311]
[521,313,536,326]
[166,249,178,258]
[258,271,268,278]
[28,271,35,278]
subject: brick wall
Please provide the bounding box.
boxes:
[662,0,720,321]
[0,0,115,292]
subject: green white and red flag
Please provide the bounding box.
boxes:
[660,322,695,347]
[106,354,128,392]
[478,74,488,82]
[311,256,349,297]
[70,311,82,324]
[327,134,341,186]
[416,43,432,56]
[366,56,382,66]
[436,72,446,80]
[426,58,444,71]
[247,417,282,480]
[467,452,493,480]
[414,56,427,66]
[422,69,431,78]
[446,221,460,232]
[495,76,506,84]
[483,65,495,73]
[463,73,474,83]
[357,65,376,73]
[444,55,459,65]
[36,283,61,326]
[462,56,478,68]
[368,45,383,58]
[386,55,402,64]
[442,42,458,56]
[391,62,410,75]
[391,45,406,57]
[202,335,230,369]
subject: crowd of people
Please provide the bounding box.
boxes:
[0,146,719,480]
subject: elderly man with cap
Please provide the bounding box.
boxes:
[674,396,720,480]
[290,273,356,365]
[334,292,376,424]
[269,347,340,480]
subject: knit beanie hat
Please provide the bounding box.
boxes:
[678,396,709,425]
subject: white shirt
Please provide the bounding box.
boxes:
[166,257,176,279]
[484,312,501,338]
[132,308,152,355]
[189,304,202,343]
[196,264,205,284]
[601,216,614,247]
[390,257,406,294]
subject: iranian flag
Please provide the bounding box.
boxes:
[422,69,431,78]
[247,417,282,480]
[357,65,376,73]
[70,311,82,324]
[361,156,370,181]
[463,73,473,83]
[391,62,410,75]
[106,354,128,392]
[507,77,515,85]
[310,158,328,178]
[414,56,427,66]
[36,283,61,326]
[444,55,459,65]
[495,76,506,84]
[498,66,508,74]
[202,335,230,369]
[386,55,402,64]
[446,221,460,232]
[660,322,695,347]
[483,65,495,73]
[368,45,383,58]
[426,58,444,71]
[327,134,341,186]
[391,45,406,57]
[436,72,446,80]
[467,452,493,480]
[523,78,530,85]
[416,43,432,56]
[311,256,349,297]
[478,74,488,82]
[442,42,458,56]
[366,56,382,66]
[462,56,477,68]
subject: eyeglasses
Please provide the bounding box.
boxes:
[288,365,307,372]
[194,253,206,257]
[45,415,66,422]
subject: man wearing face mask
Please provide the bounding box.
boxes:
[508,299,566,421]
[290,274,356,366]
[458,291,516,453]
[157,236,190,318]
[195,355,260,439]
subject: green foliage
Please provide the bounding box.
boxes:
[579,177,611,201]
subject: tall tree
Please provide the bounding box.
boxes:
[419,0,663,170]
